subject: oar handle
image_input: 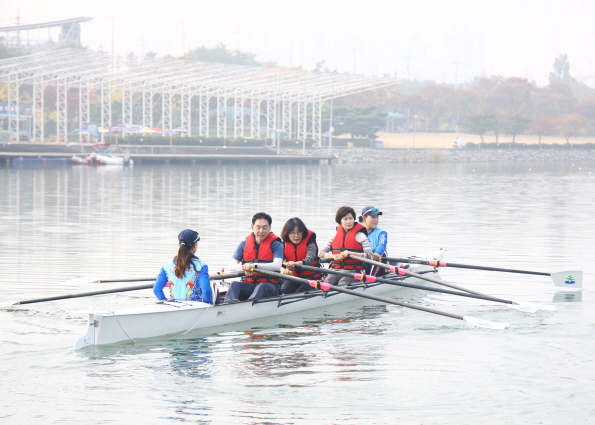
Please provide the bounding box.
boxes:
[210,271,245,280]
[382,256,551,276]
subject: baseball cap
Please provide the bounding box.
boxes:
[178,229,200,246]
[361,206,383,217]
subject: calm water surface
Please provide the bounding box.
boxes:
[0,160,594,424]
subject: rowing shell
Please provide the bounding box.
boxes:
[74,250,444,350]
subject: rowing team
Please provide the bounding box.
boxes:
[153,205,390,305]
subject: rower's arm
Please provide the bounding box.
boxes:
[153,267,169,300]
[252,240,283,271]
[318,236,334,258]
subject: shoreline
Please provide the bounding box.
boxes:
[288,147,595,164]
[2,143,595,165]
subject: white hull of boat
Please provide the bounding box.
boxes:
[95,154,133,166]
[74,252,444,350]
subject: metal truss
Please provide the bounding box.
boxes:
[0,48,397,143]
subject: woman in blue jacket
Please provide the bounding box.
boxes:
[153,229,218,304]
[358,206,389,277]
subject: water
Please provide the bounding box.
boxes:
[1,161,594,424]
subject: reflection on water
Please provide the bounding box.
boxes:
[1,161,594,424]
[553,291,583,302]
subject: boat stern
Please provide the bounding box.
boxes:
[73,312,96,350]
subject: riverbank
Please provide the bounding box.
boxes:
[3,142,595,166]
[374,131,595,149]
[286,147,595,164]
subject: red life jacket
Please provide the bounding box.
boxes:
[284,230,323,280]
[242,232,281,284]
[330,222,367,270]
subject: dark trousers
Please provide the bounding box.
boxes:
[365,264,389,277]
[223,280,280,303]
[280,279,313,294]
[325,272,359,286]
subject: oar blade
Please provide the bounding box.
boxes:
[550,271,583,289]
[463,315,509,330]
[0,301,20,309]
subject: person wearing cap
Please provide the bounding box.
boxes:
[318,206,373,286]
[223,212,283,303]
[153,229,218,304]
[359,206,389,276]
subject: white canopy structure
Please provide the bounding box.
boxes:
[0,48,398,143]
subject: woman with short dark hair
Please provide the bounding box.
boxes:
[280,217,323,294]
[318,206,373,285]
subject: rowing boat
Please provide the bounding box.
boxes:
[73,250,444,350]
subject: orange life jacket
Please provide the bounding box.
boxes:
[330,223,367,270]
[284,230,323,280]
[242,232,281,284]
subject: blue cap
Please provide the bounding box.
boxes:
[178,229,200,246]
[361,206,382,217]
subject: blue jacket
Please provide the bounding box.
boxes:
[153,257,215,304]
[368,227,388,256]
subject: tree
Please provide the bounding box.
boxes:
[501,111,530,144]
[578,97,595,136]
[548,54,595,102]
[185,43,260,66]
[415,85,460,131]
[549,54,571,85]
[463,109,495,145]
[144,51,157,61]
[321,105,385,140]
[558,113,588,145]
[528,117,558,147]
[343,106,385,139]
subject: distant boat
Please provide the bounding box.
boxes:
[86,153,134,166]
[71,155,89,164]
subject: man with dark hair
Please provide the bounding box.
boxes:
[223,212,283,302]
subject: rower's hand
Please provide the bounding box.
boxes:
[242,263,257,276]
[281,267,291,275]
[334,252,346,261]
[373,253,382,261]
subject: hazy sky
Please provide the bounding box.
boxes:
[2,0,594,87]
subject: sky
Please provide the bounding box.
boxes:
[2,0,594,87]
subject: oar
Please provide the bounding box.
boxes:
[382,256,583,289]
[252,268,508,330]
[2,272,244,308]
[350,255,555,312]
[291,263,516,306]
[91,271,242,284]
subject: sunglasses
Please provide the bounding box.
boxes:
[363,208,378,215]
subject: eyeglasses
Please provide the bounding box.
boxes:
[289,231,302,237]
[363,208,378,216]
